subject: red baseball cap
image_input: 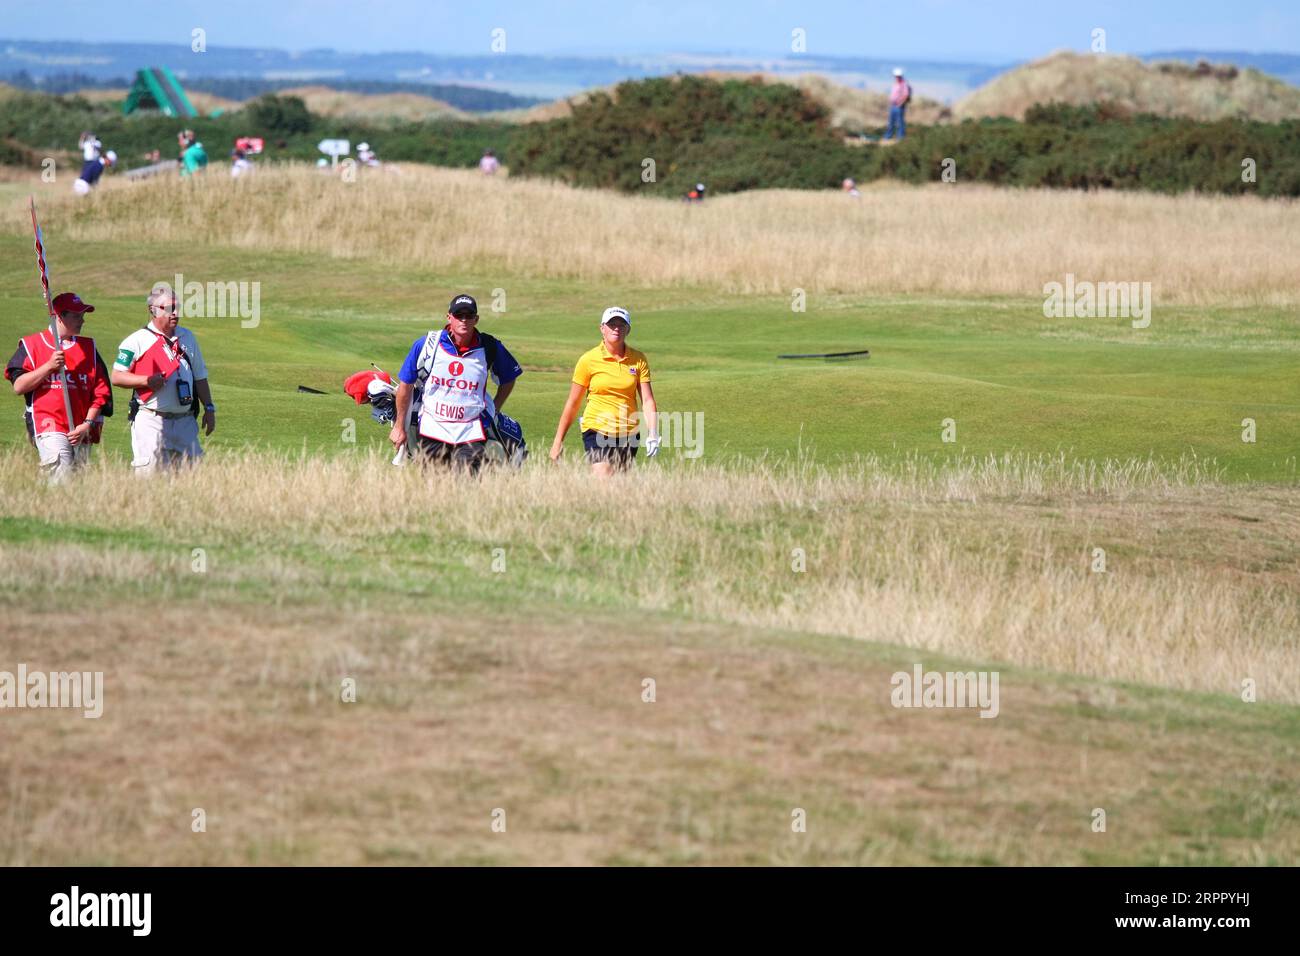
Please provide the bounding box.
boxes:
[52,292,94,314]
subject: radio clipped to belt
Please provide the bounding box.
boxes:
[128,325,201,421]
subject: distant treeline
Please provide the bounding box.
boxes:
[511,77,1300,198]
[3,77,1297,198]
[1,70,540,112]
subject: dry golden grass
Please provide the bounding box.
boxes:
[15,163,1300,305]
[955,51,1300,121]
[58,85,461,120]
[3,449,1296,702]
[271,85,469,122]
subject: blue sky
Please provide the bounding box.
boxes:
[3,0,1297,60]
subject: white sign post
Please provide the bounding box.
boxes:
[317,139,350,169]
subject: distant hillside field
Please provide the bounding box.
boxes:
[956,51,1300,122]
[269,86,471,122]
[69,84,471,122]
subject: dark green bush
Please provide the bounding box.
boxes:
[245,95,313,136]
[511,75,843,195]
[851,104,1300,197]
[514,85,1300,198]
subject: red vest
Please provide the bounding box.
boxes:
[132,331,185,403]
[19,332,110,434]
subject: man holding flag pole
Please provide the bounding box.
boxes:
[4,199,113,483]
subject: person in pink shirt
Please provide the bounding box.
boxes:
[883,67,912,141]
[479,149,500,175]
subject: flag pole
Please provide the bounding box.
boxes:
[29,197,76,434]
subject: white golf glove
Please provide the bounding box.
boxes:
[645,435,661,458]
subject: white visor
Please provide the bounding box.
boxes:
[601,307,630,327]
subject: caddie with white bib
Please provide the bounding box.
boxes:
[111,285,216,475]
[389,294,523,471]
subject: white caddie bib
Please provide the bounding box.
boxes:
[417,337,492,444]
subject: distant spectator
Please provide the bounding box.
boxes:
[231,148,253,178]
[686,182,706,203]
[73,150,115,196]
[79,132,101,163]
[178,130,208,177]
[883,67,912,141]
[842,177,860,198]
[479,149,500,175]
[357,142,379,166]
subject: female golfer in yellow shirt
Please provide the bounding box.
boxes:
[550,307,659,476]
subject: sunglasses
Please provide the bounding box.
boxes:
[450,312,479,320]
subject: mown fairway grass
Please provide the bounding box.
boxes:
[0,172,1297,865]
[0,235,1296,478]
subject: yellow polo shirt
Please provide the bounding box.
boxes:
[574,343,652,436]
